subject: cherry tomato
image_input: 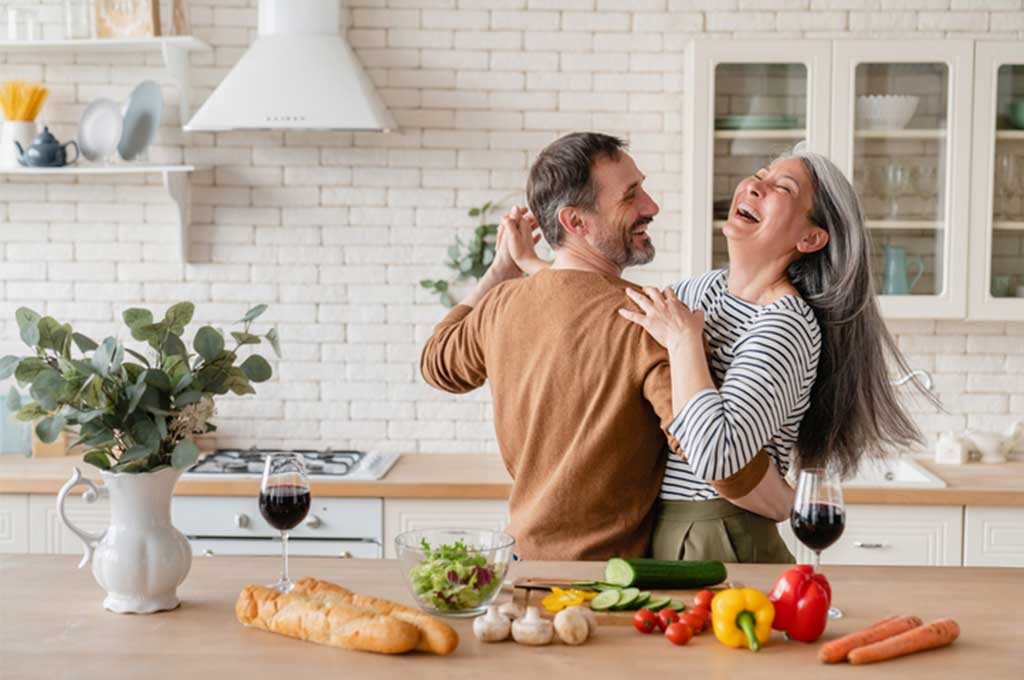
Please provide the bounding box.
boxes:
[664,621,693,646]
[682,610,706,633]
[657,608,680,631]
[633,608,659,634]
[691,604,711,624]
[693,590,715,608]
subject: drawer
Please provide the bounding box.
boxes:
[777,504,963,566]
[383,499,510,559]
[963,506,1024,567]
[188,538,381,559]
[173,496,382,540]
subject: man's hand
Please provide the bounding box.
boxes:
[460,206,532,308]
[502,205,548,275]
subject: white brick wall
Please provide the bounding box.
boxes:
[0,0,1022,457]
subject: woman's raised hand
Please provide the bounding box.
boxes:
[500,205,548,275]
[619,286,705,351]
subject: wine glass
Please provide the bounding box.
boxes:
[259,453,310,593]
[790,468,845,619]
[997,153,1019,221]
[881,160,911,220]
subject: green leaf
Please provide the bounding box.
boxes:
[239,304,268,323]
[143,369,172,392]
[15,307,41,346]
[130,415,160,452]
[72,332,99,353]
[15,403,48,422]
[68,408,105,424]
[172,439,200,469]
[135,322,164,344]
[124,347,150,367]
[265,327,281,358]
[6,387,21,411]
[82,430,115,448]
[123,308,154,329]
[195,326,225,361]
[163,302,195,334]
[175,390,203,407]
[468,207,481,217]
[229,331,260,346]
[14,357,47,384]
[119,445,151,463]
[35,415,65,444]
[240,355,272,383]
[83,450,111,471]
[30,369,64,410]
[163,333,188,358]
[0,355,19,380]
[36,317,61,351]
[228,378,256,396]
[173,372,193,394]
[92,338,117,376]
[127,374,147,414]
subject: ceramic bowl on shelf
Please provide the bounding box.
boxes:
[856,95,920,130]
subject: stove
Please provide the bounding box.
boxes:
[185,448,400,481]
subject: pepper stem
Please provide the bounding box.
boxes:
[736,611,760,652]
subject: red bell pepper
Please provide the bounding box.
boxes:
[768,564,831,643]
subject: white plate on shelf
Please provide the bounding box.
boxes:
[78,97,123,162]
[118,80,163,161]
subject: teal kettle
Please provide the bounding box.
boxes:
[15,126,79,167]
[881,244,924,295]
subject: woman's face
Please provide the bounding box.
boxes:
[724,157,824,260]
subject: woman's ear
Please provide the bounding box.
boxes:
[796,226,829,254]
[557,206,586,238]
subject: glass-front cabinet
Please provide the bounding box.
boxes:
[969,42,1024,319]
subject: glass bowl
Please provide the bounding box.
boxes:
[395,528,515,618]
[856,95,920,130]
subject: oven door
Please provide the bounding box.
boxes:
[188,538,381,559]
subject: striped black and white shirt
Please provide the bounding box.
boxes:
[660,269,821,501]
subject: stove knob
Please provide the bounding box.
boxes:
[203,549,215,557]
[234,513,250,529]
[338,551,353,559]
[305,515,322,529]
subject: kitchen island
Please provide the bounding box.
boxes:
[1,555,1020,679]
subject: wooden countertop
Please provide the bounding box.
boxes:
[1,453,1023,505]
[1,555,1020,679]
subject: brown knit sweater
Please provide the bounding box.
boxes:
[420,268,762,560]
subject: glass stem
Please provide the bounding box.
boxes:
[281,530,289,584]
[814,550,821,570]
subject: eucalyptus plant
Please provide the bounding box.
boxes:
[420,201,500,307]
[0,303,280,474]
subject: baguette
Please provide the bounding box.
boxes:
[292,577,460,655]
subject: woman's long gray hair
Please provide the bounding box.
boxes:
[784,150,934,477]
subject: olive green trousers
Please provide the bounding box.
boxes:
[651,498,795,564]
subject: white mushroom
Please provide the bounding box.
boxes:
[553,606,591,645]
[565,605,598,637]
[498,601,525,620]
[473,605,511,642]
[511,606,554,646]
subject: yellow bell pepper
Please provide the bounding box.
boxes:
[541,587,591,612]
[711,588,775,652]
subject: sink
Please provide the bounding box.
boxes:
[842,456,946,489]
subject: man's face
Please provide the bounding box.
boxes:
[581,153,660,268]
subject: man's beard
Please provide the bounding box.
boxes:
[592,216,656,268]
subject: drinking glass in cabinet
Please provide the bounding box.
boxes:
[63,0,93,40]
[995,153,1019,220]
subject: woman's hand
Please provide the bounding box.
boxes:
[619,286,705,352]
[500,205,548,275]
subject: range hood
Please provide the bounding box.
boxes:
[185,0,395,132]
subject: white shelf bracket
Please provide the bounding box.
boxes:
[163,170,191,261]
[161,42,192,125]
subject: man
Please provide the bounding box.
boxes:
[420,133,773,560]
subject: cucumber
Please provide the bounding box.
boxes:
[634,591,652,608]
[604,558,727,589]
[645,596,673,611]
[668,599,686,611]
[589,589,621,611]
[612,587,640,610]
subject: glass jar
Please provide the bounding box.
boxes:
[63,0,94,39]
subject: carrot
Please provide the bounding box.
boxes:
[848,618,960,665]
[818,615,923,663]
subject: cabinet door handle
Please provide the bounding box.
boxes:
[202,549,215,557]
[234,513,250,528]
[305,515,322,529]
[854,541,888,549]
[338,551,353,559]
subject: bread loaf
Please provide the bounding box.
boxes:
[235,578,459,656]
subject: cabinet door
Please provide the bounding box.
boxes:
[777,504,963,566]
[831,40,972,318]
[0,494,30,554]
[683,39,831,279]
[383,499,509,559]
[28,493,110,555]
[963,507,1024,567]
[968,42,1024,319]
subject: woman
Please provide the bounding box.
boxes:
[508,149,930,563]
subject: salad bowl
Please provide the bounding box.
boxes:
[395,528,515,617]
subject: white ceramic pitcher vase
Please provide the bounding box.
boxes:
[57,466,192,614]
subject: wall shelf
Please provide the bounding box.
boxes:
[867,220,945,230]
[993,221,1024,231]
[0,164,196,260]
[714,129,807,139]
[855,129,947,139]
[995,130,1024,141]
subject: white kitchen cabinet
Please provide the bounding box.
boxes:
[968,42,1024,320]
[0,494,30,554]
[383,499,510,559]
[963,507,1024,567]
[28,493,109,555]
[777,504,963,566]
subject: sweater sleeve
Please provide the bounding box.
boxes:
[667,308,819,482]
[419,304,488,394]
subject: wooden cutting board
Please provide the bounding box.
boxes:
[508,577,699,626]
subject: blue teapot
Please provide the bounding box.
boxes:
[15,126,79,167]
[881,244,924,295]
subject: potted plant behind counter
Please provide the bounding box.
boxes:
[0,302,279,614]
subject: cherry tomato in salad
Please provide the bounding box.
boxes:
[657,608,680,631]
[633,608,659,634]
[693,589,715,608]
[664,622,693,646]
[682,610,706,633]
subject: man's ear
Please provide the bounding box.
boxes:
[796,226,829,254]
[557,206,586,238]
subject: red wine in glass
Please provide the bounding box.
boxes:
[791,468,845,619]
[259,485,311,531]
[260,453,310,593]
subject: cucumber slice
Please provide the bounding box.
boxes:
[613,587,640,609]
[668,599,686,611]
[634,591,652,608]
[589,589,621,611]
[645,596,673,611]
[595,583,621,592]
[604,557,637,586]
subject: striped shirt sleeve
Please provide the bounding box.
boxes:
[667,307,819,482]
